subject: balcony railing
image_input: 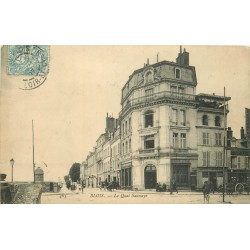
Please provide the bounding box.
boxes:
[139,148,159,155]
[122,90,196,113]
[173,148,189,153]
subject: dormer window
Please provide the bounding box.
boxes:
[175,68,180,79]
[145,71,153,83]
[202,115,208,125]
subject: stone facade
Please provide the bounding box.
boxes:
[83,48,232,190]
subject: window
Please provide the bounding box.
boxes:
[125,121,127,135]
[215,152,223,166]
[172,109,178,125]
[145,88,154,101]
[246,157,250,169]
[175,68,180,79]
[203,133,209,145]
[144,135,155,149]
[202,152,210,167]
[215,133,222,146]
[125,141,128,154]
[232,157,237,168]
[129,139,131,152]
[202,115,208,125]
[123,143,124,155]
[173,133,178,148]
[180,133,186,148]
[237,156,241,168]
[145,71,153,83]
[180,110,186,126]
[129,117,131,131]
[145,111,154,127]
[215,116,221,127]
[123,123,125,136]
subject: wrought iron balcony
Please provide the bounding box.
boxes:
[122,90,196,114]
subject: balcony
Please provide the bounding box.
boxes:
[121,90,196,114]
[173,148,189,153]
[139,148,159,156]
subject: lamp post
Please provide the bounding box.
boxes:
[10,158,15,182]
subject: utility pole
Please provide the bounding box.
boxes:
[169,113,172,194]
[222,87,226,202]
[32,120,35,183]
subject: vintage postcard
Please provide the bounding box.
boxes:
[0,45,250,204]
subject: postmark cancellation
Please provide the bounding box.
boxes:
[7,45,49,90]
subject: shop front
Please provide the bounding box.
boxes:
[197,167,225,190]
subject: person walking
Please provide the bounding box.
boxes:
[172,180,178,194]
[81,180,84,193]
[202,181,211,203]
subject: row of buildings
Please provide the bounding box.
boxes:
[81,47,250,190]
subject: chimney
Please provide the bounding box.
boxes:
[176,46,189,66]
[147,58,149,65]
[240,127,245,139]
[181,48,189,66]
[106,115,116,133]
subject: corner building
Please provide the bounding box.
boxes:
[119,48,230,190]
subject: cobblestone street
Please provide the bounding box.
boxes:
[41,188,250,204]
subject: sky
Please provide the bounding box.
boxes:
[0,45,249,182]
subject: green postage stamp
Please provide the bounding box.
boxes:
[8,45,49,90]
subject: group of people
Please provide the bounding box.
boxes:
[155,181,178,193]
[99,179,120,191]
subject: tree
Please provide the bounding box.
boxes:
[69,163,81,182]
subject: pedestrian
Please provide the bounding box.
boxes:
[81,180,84,193]
[202,181,211,203]
[172,180,178,193]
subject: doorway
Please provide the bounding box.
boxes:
[209,172,217,190]
[144,165,157,189]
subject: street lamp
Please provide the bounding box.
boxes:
[10,158,15,182]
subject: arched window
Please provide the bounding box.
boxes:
[145,110,154,127]
[145,71,153,83]
[202,115,208,125]
[125,141,128,153]
[215,116,221,127]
